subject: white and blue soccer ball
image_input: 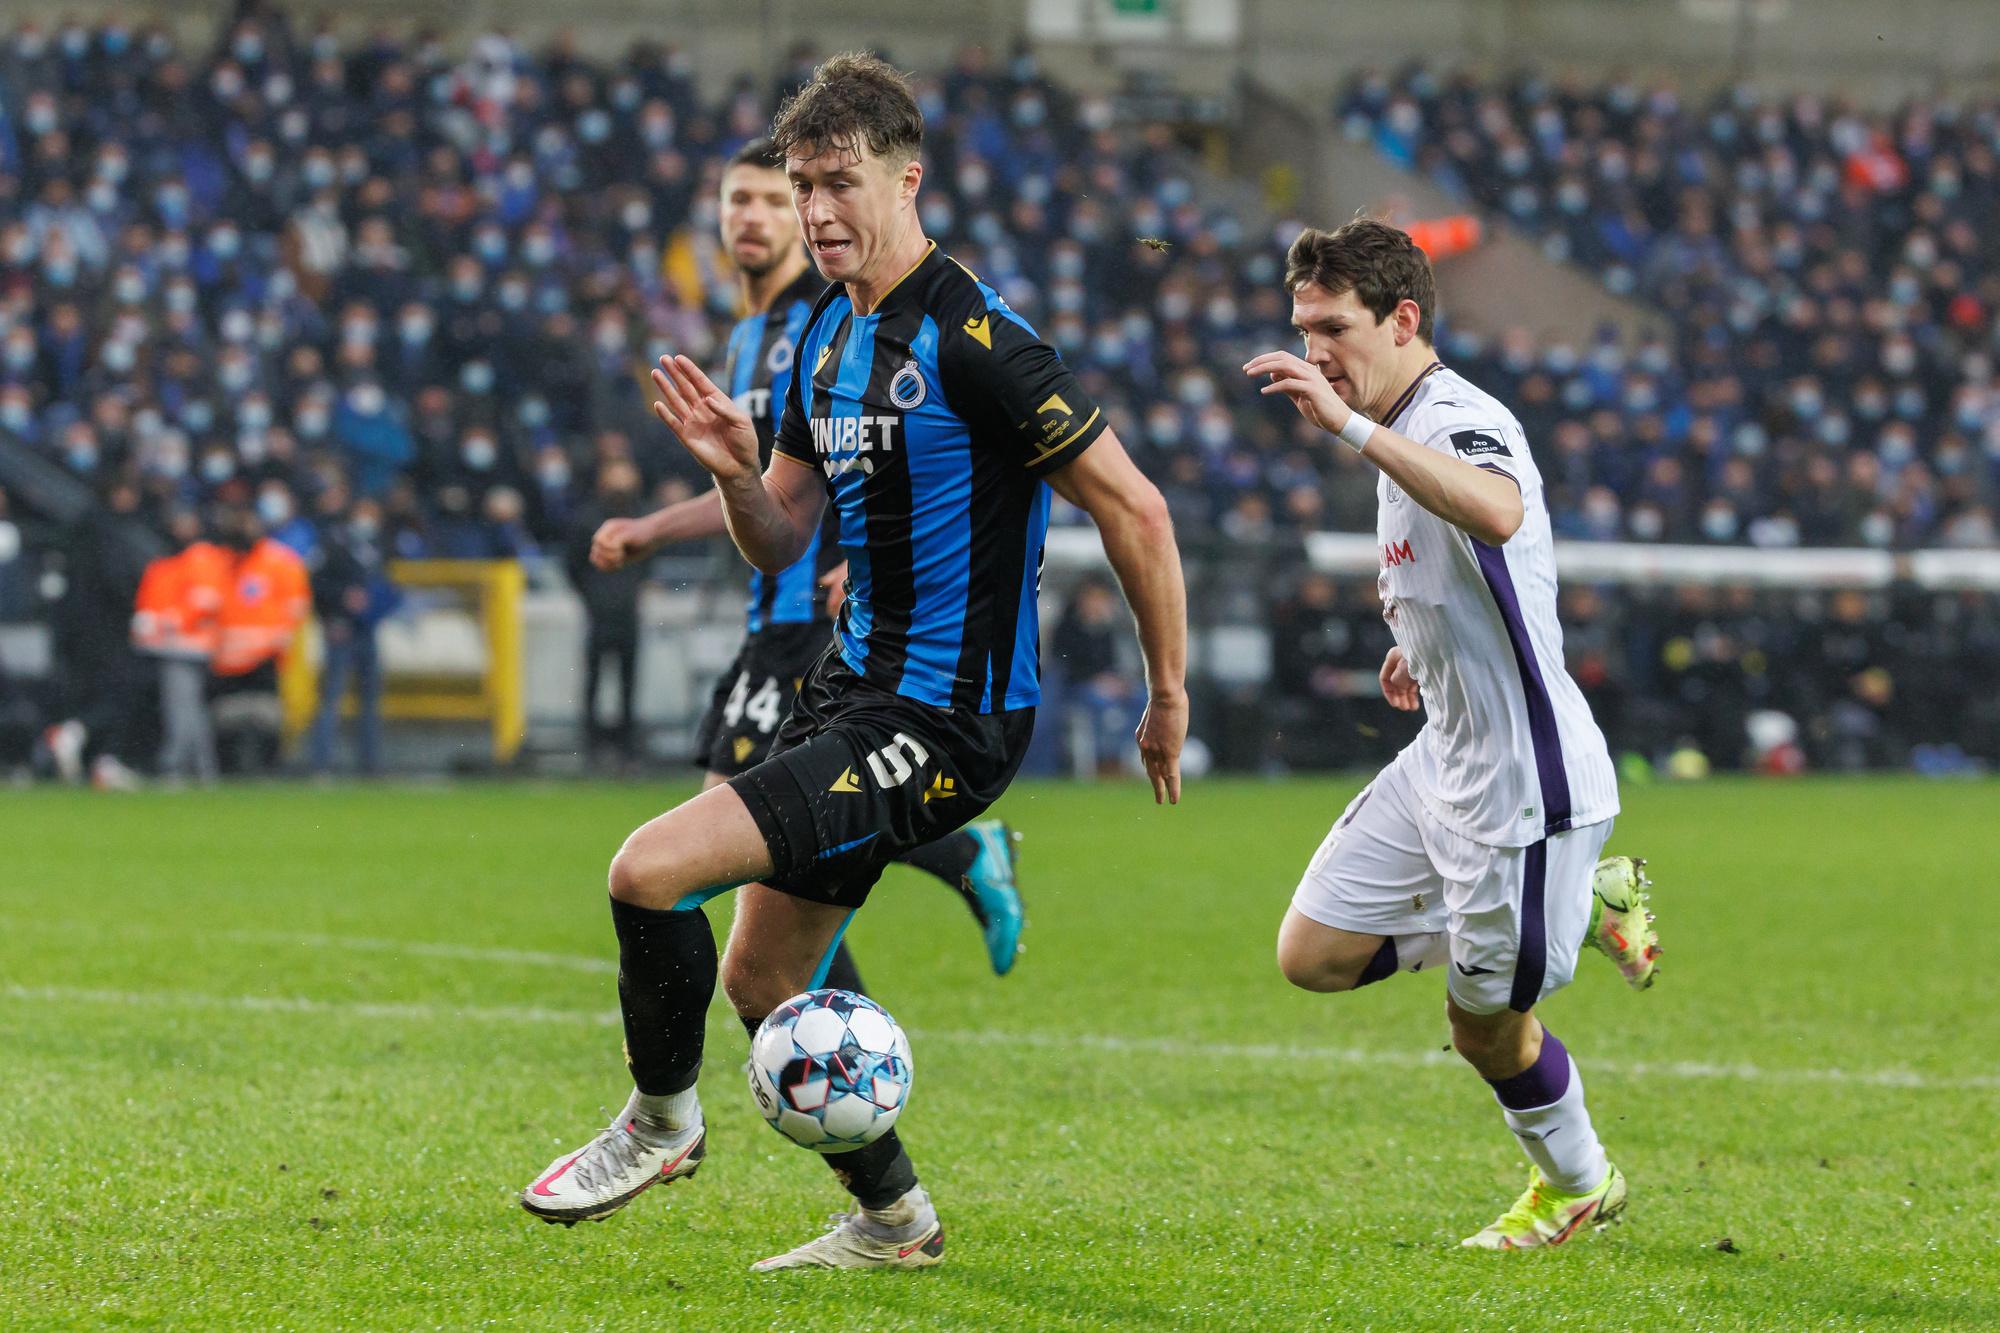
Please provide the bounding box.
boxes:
[749,989,913,1153]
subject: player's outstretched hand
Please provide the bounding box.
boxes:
[651,354,761,484]
[1242,350,1351,437]
[1135,688,1187,805]
[1379,646,1420,712]
[590,516,651,572]
[819,561,849,620]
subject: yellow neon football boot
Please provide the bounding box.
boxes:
[1586,856,1661,989]
[1461,1164,1627,1250]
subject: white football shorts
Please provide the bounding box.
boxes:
[1290,743,1613,1015]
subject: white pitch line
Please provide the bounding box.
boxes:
[4,983,1997,1093]
[220,930,619,975]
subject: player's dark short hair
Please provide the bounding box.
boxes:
[769,52,923,168]
[728,137,785,173]
[1284,218,1435,343]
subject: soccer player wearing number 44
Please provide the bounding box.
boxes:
[523,54,1189,1269]
[588,139,1027,991]
[1244,219,1663,1251]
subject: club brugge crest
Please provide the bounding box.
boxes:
[888,360,926,410]
[766,336,794,375]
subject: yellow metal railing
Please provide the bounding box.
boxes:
[281,559,525,763]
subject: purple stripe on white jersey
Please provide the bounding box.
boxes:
[1471,539,1574,835]
[1509,839,1549,1013]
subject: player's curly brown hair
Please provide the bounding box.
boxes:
[769,52,924,167]
[1284,218,1436,343]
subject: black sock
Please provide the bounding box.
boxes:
[819,940,868,997]
[896,830,985,923]
[609,896,716,1095]
[825,1129,918,1210]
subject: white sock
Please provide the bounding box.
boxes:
[624,1086,701,1137]
[1495,1053,1608,1194]
[1393,932,1449,974]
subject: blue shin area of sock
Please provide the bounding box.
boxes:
[808,911,858,989]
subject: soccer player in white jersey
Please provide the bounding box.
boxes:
[1243,219,1662,1250]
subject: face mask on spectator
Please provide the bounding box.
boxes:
[1091,333,1125,364]
[114,272,147,304]
[958,163,991,198]
[521,398,551,428]
[343,317,377,346]
[1860,511,1895,546]
[1146,410,1184,446]
[524,233,556,267]
[1700,505,1739,542]
[44,256,77,286]
[1955,399,1986,431]
[592,324,626,354]
[86,182,119,214]
[1883,343,1918,376]
[234,32,265,62]
[499,281,529,311]
[462,436,498,470]
[1789,385,1823,418]
[919,199,955,235]
[1175,374,1214,407]
[240,400,273,431]
[537,458,570,488]
[1817,414,1851,446]
[257,490,291,525]
[475,229,507,262]
[348,384,387,415]
[102,341,137,374]
[303,155,337,188]
[578,110,611,144]
[1853,390,1888,420]
[238,430,268,463]
[1889,276,1921,306]
[66,442,98,472]
[245,152,275,183]
[4,339,35,372]
[1629,505,1665,541]
[1,400,30,431]
[612,80,641,111]
[451,271,483,301]
[1732,423,1767,456]
[297,405,330,438]
[461,362,495,394]
[201,452,234,483]
[1196,414,1232,450]
[1879,431,1917,466]
[400,314,433,345]
[1894,386,1926,419]
[182,400,215,432]
[209,227,242,260]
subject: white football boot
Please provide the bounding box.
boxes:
[751,1186,945,1272]
[520,1106,705,1225]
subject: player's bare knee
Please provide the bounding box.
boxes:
[1448,1005,1534,1078]
[607,834,688,909]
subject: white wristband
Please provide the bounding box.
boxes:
[1336,409,1376,453]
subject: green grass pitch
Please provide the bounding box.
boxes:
[3,776,1996,1330]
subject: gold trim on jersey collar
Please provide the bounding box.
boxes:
[854,240,938,316]
[1382,361,1445,430]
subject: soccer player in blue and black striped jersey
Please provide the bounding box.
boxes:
[587,141,1027,994]
[523,55,1189,1269]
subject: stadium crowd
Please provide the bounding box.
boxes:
[0,13,1994,779]
[1340,64,2000,551]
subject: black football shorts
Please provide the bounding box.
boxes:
[691,620,831,778]
[727,645,1034,908]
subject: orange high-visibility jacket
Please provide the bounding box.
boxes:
[212,538,310,677]
[132,541,232,659]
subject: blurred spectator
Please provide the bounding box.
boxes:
[1050,576,1140,776]
[308,496,394,775]
[210,504,310,774]
[132,508,228,784]
[45,478,149,788]
[566,459,648,765]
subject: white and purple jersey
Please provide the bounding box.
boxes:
[1373,363,1619,848]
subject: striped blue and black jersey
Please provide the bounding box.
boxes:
[773,243,1107,713]
[723,264,838,633]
